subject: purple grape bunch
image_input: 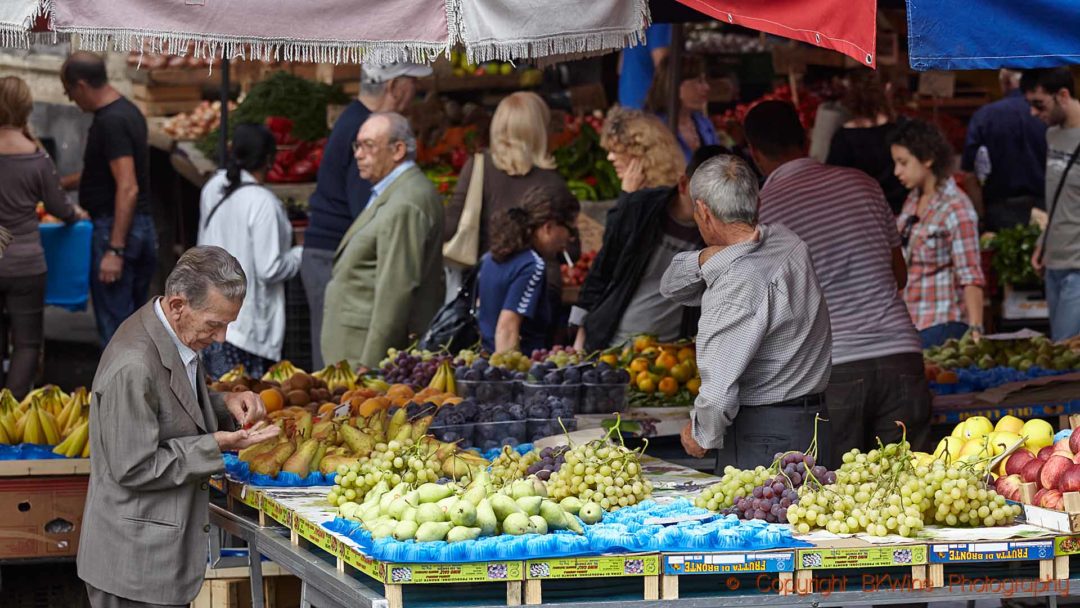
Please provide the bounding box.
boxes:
[721,452,836,524]
[525,446,569,481]
[382,350,448,387]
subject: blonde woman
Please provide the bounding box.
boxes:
[443,91,572,256]
[0,76,85,397]
[600,106,686,193]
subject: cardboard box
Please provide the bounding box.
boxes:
[0,475,87,559]
[1002,285,1048,320]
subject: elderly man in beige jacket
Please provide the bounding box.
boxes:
[78,246,279,608]
[321,112,444,368]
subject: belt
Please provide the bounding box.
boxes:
[766,393,824,408]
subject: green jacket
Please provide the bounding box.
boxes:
[321,165,444,367]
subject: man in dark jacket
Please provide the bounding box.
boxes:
[571,145,728,351]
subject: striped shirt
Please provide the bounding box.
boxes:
[660,223,832,450]
[758,158,922,364]
[897,177,985,330]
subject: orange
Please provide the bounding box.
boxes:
[936,371,959,384]
[655,352,678,372]
[633,335,656,353]
[357,398,386,417]
[629,358,650,374]
[600,353,619,367]
[658,377,679,397]
[637,377,657,394]
[259,388,285,413]
[677,347,695,363]
[441,396,463,406]
[686,377,701,396]
[670,363,692,384]
[386,384,415,400]
[636,370,652,386]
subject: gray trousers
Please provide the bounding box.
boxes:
[86,583,185,608]
[300,247,335,370]
[823,352,932,469]
[713,398,829,474]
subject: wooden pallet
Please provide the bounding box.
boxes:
[927,539,1056,587]
[660,550,795,599]
[794,543,929,595]
[0,458,89,477]
[522,554,660,605]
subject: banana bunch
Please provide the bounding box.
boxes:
[19,398,61,445]
[312,361,358,392]
[21,384,68,417]
[56,387,90,440]
[219,365,247,382]
[427,360,456,395]
[0,389,20,444]
[360,375,390,393]
[52,419,90,458]
[263,360,305,383]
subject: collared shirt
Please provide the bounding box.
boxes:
[897,177,986,330]
[961,90,1047,202]
[368,160,417,207]
[758,158,922,364]
[660,223,833,450]
[154,298,199,398]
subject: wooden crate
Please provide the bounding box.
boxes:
[1017,484,1080,534]
[660,551,795,599]
[927,539,1057,587]
[522,554,660,605]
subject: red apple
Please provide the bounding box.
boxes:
[1040,455,1073,490]
[996,474,1023,501]
[1038,446,1055,461]
[1074,453,1080,465]
[1039,489,1064,510]
[1005,450,1036,476]
[1033,488,1049,505]
[1070,431,1080,456]
[1061,465,1080,493]
[1021,459,1045,484]
[1055,438,1074,457]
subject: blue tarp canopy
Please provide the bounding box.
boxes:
[908,1,1080,71]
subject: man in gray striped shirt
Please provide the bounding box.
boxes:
[744,101,930,468]
[661,155,832,469]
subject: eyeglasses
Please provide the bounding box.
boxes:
[351,139,401,154]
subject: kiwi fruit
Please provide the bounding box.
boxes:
[291,373,313,391]
[310,388,331,403]
[332,385,348,396]
[312,377,327,390]
[287,390,311,406]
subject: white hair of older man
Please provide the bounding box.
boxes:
[370,111,417,161]
[688,155,759,226]
[165,245,247,308]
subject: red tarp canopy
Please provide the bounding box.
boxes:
[673,0,878,67]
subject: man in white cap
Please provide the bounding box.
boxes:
[301,62,432,369]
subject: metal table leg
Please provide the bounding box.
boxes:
[249,542,265,608]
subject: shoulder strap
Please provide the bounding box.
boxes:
[1040,138,1080,265]
[203,182,261,230]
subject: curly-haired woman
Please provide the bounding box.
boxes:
[476,185,580,354]
[890,119,985,347]
[600,107,685,193]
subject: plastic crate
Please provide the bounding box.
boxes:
[39,221,91,311]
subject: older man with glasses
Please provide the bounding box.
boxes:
[320,112,444,368]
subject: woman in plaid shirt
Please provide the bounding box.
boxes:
[890,120,986,348]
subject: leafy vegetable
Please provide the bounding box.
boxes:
[554,124,620,200]
[988,224,1043,288]
[197,71,347,157]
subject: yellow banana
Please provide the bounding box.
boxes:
[64,421,89,458]
[56,394,77,431]
[0,421,10,444]
[52,429,73,455]
[0,411,18,443]
[80,434,90,458]
[39,408,60,445]
[23,405,42,444]
[14,410,29,442]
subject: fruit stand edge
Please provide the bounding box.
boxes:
[0,458,90,477]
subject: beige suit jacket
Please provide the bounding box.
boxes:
[77,301,233,605]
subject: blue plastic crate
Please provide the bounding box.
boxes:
[39,221,91,311]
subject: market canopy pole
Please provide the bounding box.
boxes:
[670,0,879,68]
[906,0,1080,71]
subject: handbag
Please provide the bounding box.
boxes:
[420,265,480,351]
[443,153,485,268]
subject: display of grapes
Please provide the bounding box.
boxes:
[530,346,583,367]
[546,426,652,511]
[381,349,451,388]
[428,400,529,450]
[724,453,835,524]
[455,358,522,382]
[527,360,584,385]
[787,440,1022,537]
[695,466,773,512]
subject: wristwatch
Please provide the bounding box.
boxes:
[106,245,125,257]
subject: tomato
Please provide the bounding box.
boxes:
[265,116,294,135]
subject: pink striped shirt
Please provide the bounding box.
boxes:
[758,158,922,364]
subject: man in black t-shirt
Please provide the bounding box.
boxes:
[60,52,157,345]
